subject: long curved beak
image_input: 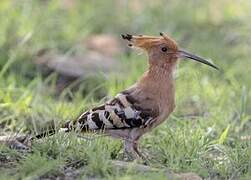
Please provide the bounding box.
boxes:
[177,50,219,70]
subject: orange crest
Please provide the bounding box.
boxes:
[121,33,178,51]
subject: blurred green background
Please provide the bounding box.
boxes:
[0,0,251,179]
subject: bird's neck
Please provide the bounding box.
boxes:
[139,64,175,90]
[138,63,176,98]
[137,63,176,117]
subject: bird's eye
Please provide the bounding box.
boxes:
[161,47,168,52]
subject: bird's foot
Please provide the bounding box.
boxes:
[133,149,151,165]
[123,150,138,161]
[122,148,151,165]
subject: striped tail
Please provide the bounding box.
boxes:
[33,120,75,140]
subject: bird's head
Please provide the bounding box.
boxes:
[121,33,219,70]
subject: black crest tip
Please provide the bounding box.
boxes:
[121,34,132,41]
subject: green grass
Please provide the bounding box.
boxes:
[0,0,251,179]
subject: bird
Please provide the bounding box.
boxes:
[35,32,219,159]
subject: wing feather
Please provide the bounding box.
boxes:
[69,92,158,131]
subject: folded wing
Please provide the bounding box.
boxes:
[66,92,158,131]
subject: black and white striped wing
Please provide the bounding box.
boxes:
[67,93,157,131]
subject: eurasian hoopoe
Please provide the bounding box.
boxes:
[36,33,219,158]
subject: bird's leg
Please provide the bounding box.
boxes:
[107,128,148,161]
[130,128,151,164]
[123,128,148,161]
[132,140,150,165]
[132,140,143,158]
[106,129,137,160]
[123,139,138,161]
[123,138,150,165]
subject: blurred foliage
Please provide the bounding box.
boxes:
[0,0,251,179]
